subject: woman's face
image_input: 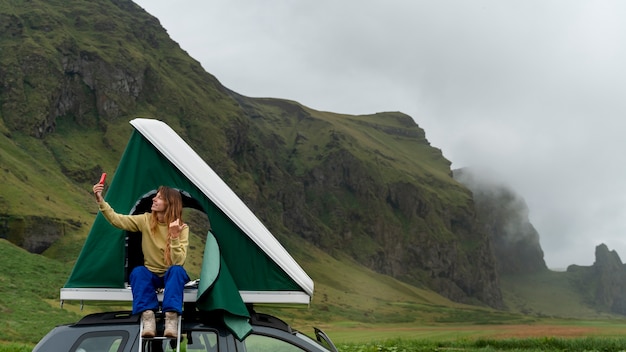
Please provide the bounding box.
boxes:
[151,191,167,213]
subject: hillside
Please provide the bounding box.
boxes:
[0,0,501,308]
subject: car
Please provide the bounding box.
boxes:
[34,306,338,352]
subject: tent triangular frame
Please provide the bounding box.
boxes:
[62,118,313,308]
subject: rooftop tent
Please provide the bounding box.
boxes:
[63,118,313,337]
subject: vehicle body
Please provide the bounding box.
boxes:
[34,307,337,352]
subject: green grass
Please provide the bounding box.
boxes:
[0,240,80,345]
[0,240,141,345]
[0,343,32,352]
[337,336,626,352]
[500,271,615,319]
[12,335,626,352]
[0,131,96,221]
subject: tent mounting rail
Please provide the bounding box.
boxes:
[59,288,311,308]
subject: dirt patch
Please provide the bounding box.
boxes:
[421,324,606,339]
[482,325,601,339]
[327,324,613,342]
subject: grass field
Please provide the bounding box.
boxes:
[322,320,626,343]
[314,318,626,351]
[337,336,626,352]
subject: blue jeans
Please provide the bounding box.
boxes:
[129,265,190,315]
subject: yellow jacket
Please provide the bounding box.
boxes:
[98,201,189,275]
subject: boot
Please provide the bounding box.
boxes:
[141,310,156,338]
[164,311,179,338]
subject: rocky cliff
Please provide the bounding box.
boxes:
[567,244,626,315]
[226,96,504,307]
[454,168,547,275]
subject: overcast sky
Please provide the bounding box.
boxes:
[133,0,626,269]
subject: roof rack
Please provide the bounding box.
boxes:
[73,309,296,335]
[75,311,138,326]
[248,311,292,333]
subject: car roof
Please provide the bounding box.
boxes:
[72,308,295,335]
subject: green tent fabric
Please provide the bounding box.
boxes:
[65,130,168,288]
[66,125,305,293]
[197,231,252,340]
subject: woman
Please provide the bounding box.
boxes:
[93,182,190,339]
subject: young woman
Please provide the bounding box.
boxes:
[92,182,190,338]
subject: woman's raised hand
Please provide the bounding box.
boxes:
[169,219,184,239]
[92,183,104,203]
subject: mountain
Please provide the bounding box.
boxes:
[0,0,502,308]
[1,0,625,327]
[455,168,626,317]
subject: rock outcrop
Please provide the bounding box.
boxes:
[567,244,626,315]
[0,215,81,254]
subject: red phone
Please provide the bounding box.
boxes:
[98,173,107,184]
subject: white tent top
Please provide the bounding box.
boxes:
[131,118,313,297]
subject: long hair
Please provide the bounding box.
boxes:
[150,186,183,265]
